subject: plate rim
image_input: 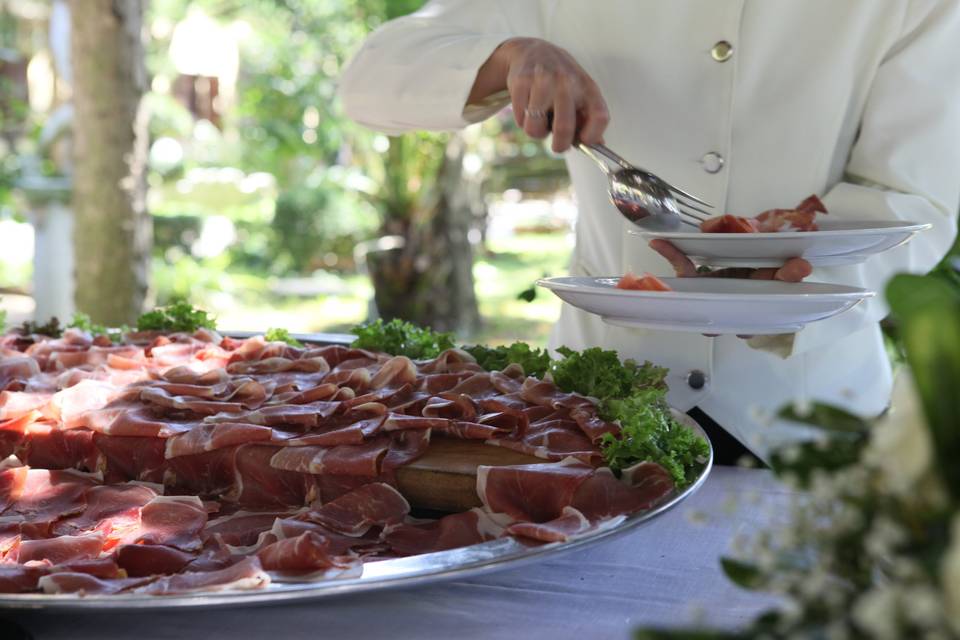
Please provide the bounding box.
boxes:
[629,220,932,241]
[537,276,876,302]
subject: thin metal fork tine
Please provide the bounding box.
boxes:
[674,197,713,219]
[677,203,711,224]
[677,211,704,228]
[667,186,713,208]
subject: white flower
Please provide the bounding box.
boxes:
[863,371,931,493]
[941,514,960,633]
[851,587,901,640]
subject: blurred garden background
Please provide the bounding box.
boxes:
[0,0,578,345]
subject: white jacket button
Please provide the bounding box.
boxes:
[687,370,707,390]
[700,152,724,174]
[711,41,734,62]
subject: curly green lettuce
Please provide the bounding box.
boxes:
[463,342,551,378]
[136,301,216,333]
[350,319,456,360]
[264,327,304,347]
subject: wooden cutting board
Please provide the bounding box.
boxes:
[395,438,541,513]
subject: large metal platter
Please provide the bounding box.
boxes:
[0,332,713,611]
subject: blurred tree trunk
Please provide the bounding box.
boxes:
[366,135,481,334]
[71,0,150,325]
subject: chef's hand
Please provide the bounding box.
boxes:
[468,37,610,153]
[649,240,812,282]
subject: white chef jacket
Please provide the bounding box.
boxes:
[338,0,960,460]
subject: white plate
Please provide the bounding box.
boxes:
[537,276,874,335]
[631,220,931,267]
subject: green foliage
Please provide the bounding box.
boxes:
[463,342,551,378]
[886,269,960,503]
[67,313,128,344]
[264,327,303,347]
[18,317,62,338]
[549,347,704,484]
[516,285,537,302]
[552,346,667,399]
[136,301,217,333]
[269,179,379,273]
[350,319,455,359]
[599,390,710,484]
[0,307,5,332]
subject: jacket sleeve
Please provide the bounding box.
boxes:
[789,0,960,355]
[337,0,546,134]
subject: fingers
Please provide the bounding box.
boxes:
[748,258,812,282]
[523,67,553,139]
[577,85,610,146]
[649,239,699,278]
[775,258,813,283]
[551,80,577,152]
[509,70,533,129]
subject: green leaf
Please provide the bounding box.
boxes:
[516,286,537,302]
[264,328,304,347]
[887,273,960,502]
[350,319,455,360]
[136,301,216,333]
[769,436,865,486]
[463,342,550,377]
[18,317,63,338]
[778,403,870,435]
[720,557,765,590]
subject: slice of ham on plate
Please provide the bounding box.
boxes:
[615,272,672,292]
[538,275,873,335]
[700,195,827,234]
[631,195,930,267]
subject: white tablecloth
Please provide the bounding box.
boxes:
[3,467,791,640]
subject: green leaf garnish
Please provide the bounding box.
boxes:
[350,319,455,360]
[67,313,129,344]
[18,317,63,338]
[463,342,551,377]
[264,327,304,347]
[136,301,216,333]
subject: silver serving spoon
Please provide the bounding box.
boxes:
[575,143,712,231]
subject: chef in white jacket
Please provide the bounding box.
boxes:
[338,1,960,462]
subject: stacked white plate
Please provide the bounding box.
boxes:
[539,220,928,335]
[631,220,930,267]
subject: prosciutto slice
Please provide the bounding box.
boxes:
[132,556,269,595]
[302,483,409,537]
[16,533,105,564]
[115,544,196,577]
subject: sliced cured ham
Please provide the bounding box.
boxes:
[477,460,595,522]
[505,506,592,543]
[115,544,196,577]
[0,563,50,593]
[16,533,105,564]
[52,483,158,538]
[165,422,275,458]
[615,271,673,292]
[700,194,827,233]
[256,531,353,574]
[302,483,409,537]
[384,509,504,556]
[132,556,269,595]
[133,495,207,551]
[1,468,95,522]
[39,572,156,595]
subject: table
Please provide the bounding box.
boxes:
[3,467,792,640]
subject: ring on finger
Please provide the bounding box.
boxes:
[524,107,547,119]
